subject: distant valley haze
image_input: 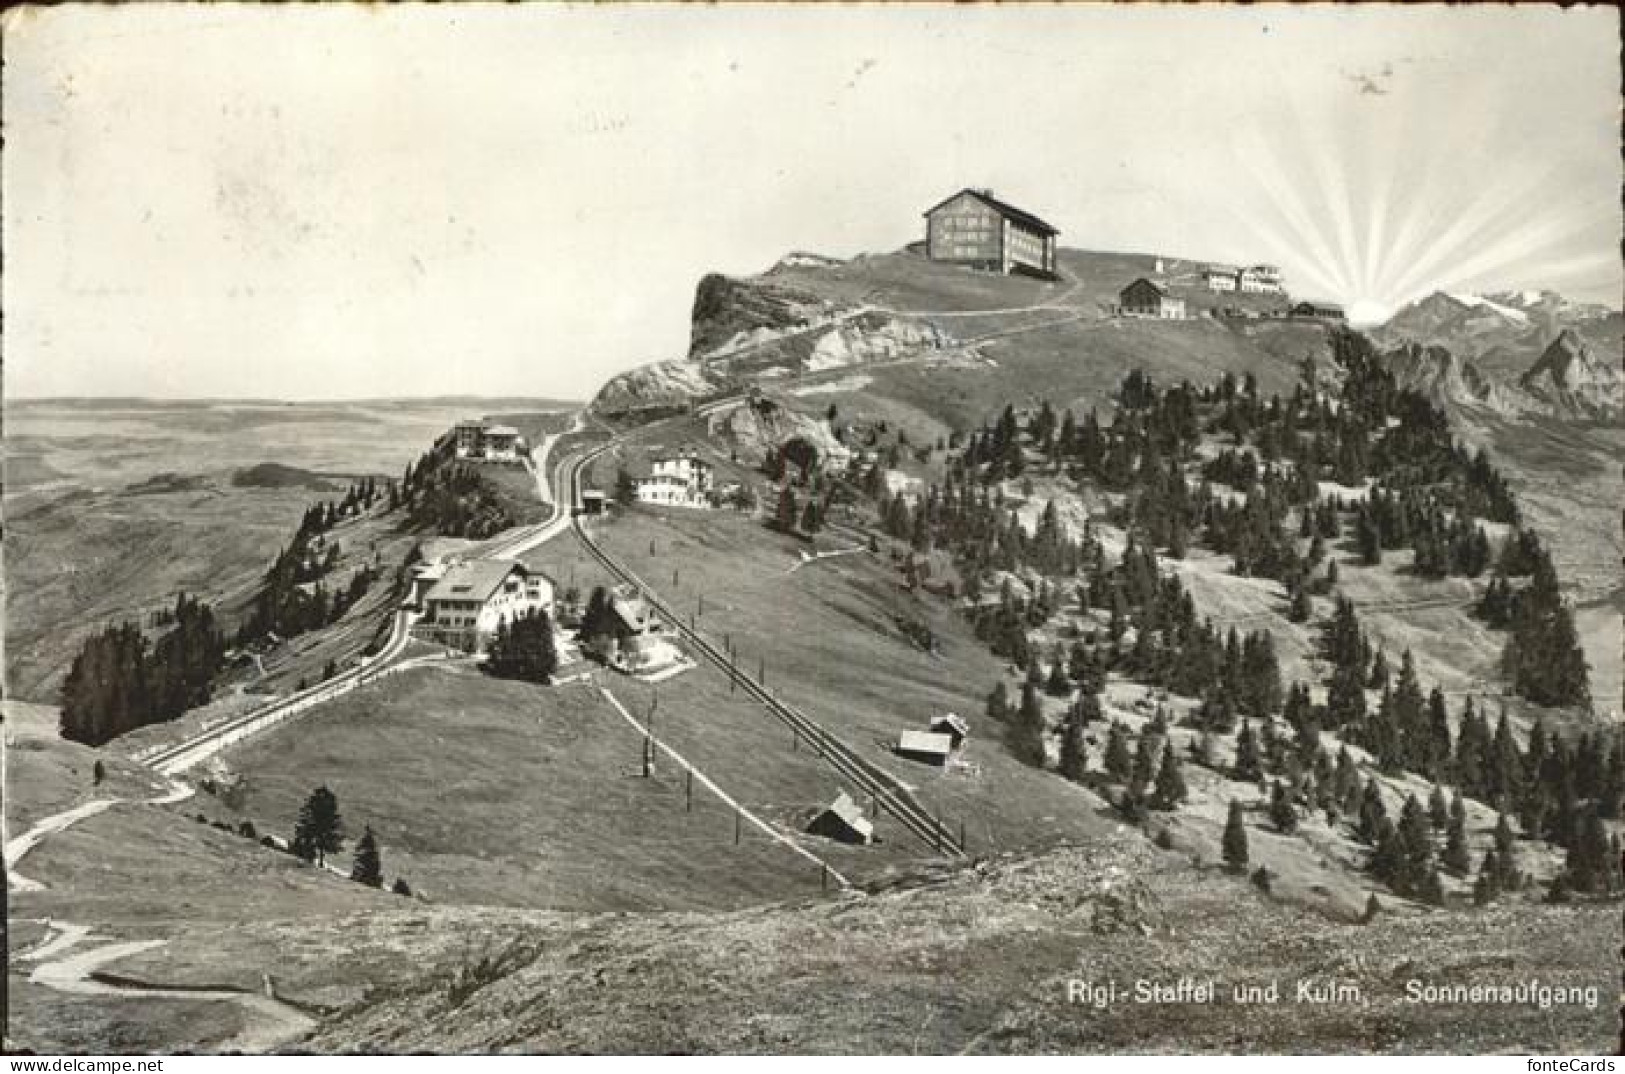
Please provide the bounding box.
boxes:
[4,4,1618,402]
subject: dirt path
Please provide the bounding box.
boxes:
[6,779,194,892]
[22,923,315,1053]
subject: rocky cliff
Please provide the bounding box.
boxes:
[1518,329,1623,417]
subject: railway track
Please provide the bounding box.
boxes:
[561,438,967,858]
[142,608,417,776]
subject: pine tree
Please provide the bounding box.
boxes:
[1117,779,1150,823]
[1007,682,1048,767]
[986,681,1010,721]
[350,826,383,887]
[1269,780,1298,834]
[1418,865,1446,906]
[1233,719,1263,782]
[1222,800,1250,872]
[292,786,344,867]
[1493,812,1518,888]
[1473,849,1501,905]
[1357,779,1388,846]
[1151,743,1188,810]
[1104,721,1133,782]
[1398,794,1435,892]
[1443,794,1472,875]
[1132,731,1160,787]
[1566,805,1613,894]
[1045,659,1072,698]
[1058,710,1089,782]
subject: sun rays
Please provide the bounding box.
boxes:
[1222,73,1618,323]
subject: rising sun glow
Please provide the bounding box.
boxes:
[1218,78,1619,317]
[1345,299,1393,327]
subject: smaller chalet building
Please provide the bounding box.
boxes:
[418,559,554,653]
[896,730,954,767]
[583,590,684,675]
[1119,278,1187,320]
[929,713,970,748]
[923,188,1059,278]
[807,791,874,845]
[635,449,714,509]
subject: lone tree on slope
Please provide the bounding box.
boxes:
[351,826,383,888]
[292,785,345,867]
[1222,800,1250,873]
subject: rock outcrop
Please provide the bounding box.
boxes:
[1518,329,1623,417]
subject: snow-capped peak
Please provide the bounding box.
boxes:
[1444,292,1531,325]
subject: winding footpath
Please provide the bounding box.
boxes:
[18,923,315,1053]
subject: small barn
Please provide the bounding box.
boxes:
[896,730,955,767]
[580,489,607,515]
[928,713,970,749]
[806,791,874,845]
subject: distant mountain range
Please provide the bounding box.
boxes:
[1377,288,1622,419]
[1371,289,1621,382]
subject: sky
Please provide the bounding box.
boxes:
[4,4,1619,401]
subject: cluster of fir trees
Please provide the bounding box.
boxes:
[60,592,226,746]
[290,786,411,895]
[296,476,388,536]
[968,529,1283,728]
[235,532,379,649]
[772,480,831,536]
[1097,708,1190,820]
[1497,549,1592,710]
[483,608,559,684]
[399,449,516,539]
[1351,486,1492,578]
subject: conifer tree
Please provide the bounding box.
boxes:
[1222,800,1250,872]
[1357,780,1389,846]
[1565,805,1614,894]
[1151,743,1187,810]
[985,681,1010,721]
[1233,719,1263,782]
[1058,710,1089,782]
[1443,794,1472,875]
[292,786,344,867]
[1132,731,1160,787]
[1104,721,1133,782]
[351,826,383,887]
[1007,682,1047,767]
[1473,849,1501,905]
[1269,780,1298,834]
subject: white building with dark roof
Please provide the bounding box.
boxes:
[634,448,714,508]
[418,558,554,652]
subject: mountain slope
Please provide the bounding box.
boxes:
[1518,329,1624,417]
[593,246,1329,429]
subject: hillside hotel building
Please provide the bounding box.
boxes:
[923,188,1059,278]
